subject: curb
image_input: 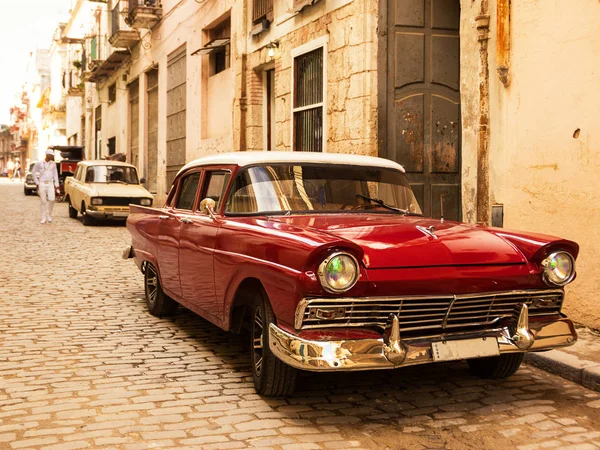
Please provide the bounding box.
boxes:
[524,350,600,392]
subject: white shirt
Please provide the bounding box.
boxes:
[33,161,59,187]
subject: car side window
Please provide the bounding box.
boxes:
[202,171,230,210]
[176,172,201,210]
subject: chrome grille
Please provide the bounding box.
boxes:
[295,290,564,333]
[100,197,143,206]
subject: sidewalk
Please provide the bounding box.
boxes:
[525,326,600,391]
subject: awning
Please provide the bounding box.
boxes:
[192,38,230,56]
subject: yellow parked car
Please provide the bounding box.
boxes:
[64,160,153,226]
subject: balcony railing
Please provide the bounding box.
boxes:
[127,0,162,29]
[253,0,273,23]
[84,32,130,83]
[110,2,140,48]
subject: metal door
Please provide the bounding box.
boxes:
[380,0,461,220]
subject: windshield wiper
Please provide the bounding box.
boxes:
[355,194,422,216]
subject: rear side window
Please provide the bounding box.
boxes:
[176,172,201,210]
[202,171,230,210]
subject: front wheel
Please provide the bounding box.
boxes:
[250,291,297,397]
[82,203,94,226]
[144,263,178,317]
[68,198,78,218]
[467,353,524,379]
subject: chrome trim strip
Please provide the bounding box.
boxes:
[269,316,577,372]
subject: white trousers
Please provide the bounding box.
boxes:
[38,183,56,219]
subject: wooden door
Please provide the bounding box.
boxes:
[379,0,461,220]
[147,68,159,193]
[129,79,140,168]
[166,46,187,188]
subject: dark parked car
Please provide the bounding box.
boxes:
[24,161,38,195]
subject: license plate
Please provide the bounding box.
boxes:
[113,212,129,218]
[431,337,499,362]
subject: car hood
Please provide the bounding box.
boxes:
[90,183,153,198]
[268,215,527,269]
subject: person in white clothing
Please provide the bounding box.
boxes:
[33,150,60,224]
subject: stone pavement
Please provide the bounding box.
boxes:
[1,178,600,450]
[526,327,600,392]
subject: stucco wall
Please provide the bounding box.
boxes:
[245,0,377,156]
[487,0,600,329]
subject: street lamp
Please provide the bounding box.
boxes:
[266,41,279,60]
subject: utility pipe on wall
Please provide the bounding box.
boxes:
[496,0,511,86]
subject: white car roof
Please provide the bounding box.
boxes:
[178,151,405,176]
[78,160,136,168]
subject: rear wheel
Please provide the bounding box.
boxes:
[467,353,524,379]
[250,290,297,397]
[144,263,178,317]
[82,202,94,226]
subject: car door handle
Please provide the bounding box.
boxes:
[158,215,169,220]
[180,218,193,224]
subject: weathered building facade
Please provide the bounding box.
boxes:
[58,0,599,329]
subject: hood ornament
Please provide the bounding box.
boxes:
[416,225,438,239]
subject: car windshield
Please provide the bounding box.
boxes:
[225,164,423,215]
[86,166,139,184]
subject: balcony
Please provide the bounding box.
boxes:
[84,34,130,83]
[109,2,140,48]
[127,0,162,29]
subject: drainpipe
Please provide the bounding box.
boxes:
[240,54,248,151]
[476,1,490,225]
[238,0,248,151]
[496,0,511,87]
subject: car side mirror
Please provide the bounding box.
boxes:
[199,198,216,219]
[140,177,146,184]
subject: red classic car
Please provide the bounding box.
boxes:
[124,152,578,396]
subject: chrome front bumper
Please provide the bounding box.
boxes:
[269,308,577,372]
[87,209,130,219]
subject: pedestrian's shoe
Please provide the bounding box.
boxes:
[40,216,47,224]
[47,216,53,223]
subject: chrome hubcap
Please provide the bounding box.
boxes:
[146,265,158,307]
[252,306,264,377]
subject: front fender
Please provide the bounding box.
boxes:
[216,249,310,330]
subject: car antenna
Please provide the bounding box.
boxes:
[440,193,447,224]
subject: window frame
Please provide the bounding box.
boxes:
[199,170,232,212]
[290,36,328,153]
[108,83,117,105]
[173,170,203,212]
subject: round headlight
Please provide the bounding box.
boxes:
[318,252,359,293]
[541,251,575,286]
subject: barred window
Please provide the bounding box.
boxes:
[293,47,324,152]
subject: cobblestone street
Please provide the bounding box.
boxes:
[1,179,600,450]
